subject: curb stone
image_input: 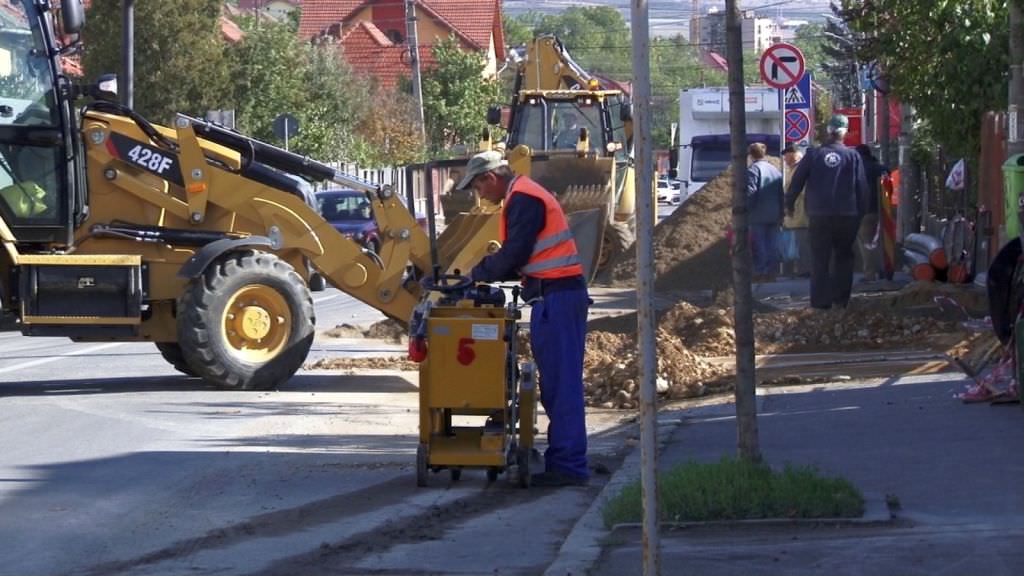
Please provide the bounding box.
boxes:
[543,412,681,576]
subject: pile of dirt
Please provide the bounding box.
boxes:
[606,158,782,292]
[306,356,418,372]
[323,319,407,343]
[580,281,981,408]
[583,330,730,408]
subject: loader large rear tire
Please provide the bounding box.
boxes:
[177,251,315,391]
[155,342,197,377]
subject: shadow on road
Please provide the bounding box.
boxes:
[0,372,417,396]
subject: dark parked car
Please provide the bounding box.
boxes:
[316,189,381,253]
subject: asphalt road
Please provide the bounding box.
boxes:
[0,291,635,576]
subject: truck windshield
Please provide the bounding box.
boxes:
[692,146,731,182]
[0,1,61,224]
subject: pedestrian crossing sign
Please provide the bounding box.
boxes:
[784,86,805,105]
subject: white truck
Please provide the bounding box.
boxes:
[675,86,781,197]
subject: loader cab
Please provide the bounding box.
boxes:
[507,92,627,159]
[0,0,82,246]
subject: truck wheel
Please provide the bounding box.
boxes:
[597,219,634,274]
[177,251,315,391]
[155,342,197,377]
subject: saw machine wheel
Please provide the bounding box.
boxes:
[516,446,531,488]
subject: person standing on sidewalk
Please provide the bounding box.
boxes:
[786,114,869,309]
[855,144,890,282]
[746,142,784,282]
[459,150,591,487]
[782,143,811,277]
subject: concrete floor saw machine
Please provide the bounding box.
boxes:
[407,265,537,488]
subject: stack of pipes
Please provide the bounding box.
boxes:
[902,233,948,282]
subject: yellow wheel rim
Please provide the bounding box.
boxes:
[221,284,291,363]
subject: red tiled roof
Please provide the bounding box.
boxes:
[221,16,245,44]
[299,0,363,39]
[417,0,504,61]
[300,0,502,59]
[300,0,502,90]
[338,20,437,90]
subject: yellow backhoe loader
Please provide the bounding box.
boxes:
[0,1,493,390]
[441,35,638,280]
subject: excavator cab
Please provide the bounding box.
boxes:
[0,0,83,246]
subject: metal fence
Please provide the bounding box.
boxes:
[324,161,473,228]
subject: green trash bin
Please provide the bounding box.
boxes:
[1003,154,1024,240]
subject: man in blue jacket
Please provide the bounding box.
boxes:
[746,142,784,281]
[785,114,869,309]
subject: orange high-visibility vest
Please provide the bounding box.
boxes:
[499,176,584,279]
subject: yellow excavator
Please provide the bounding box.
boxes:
[442,35,637,280]
[0,1,493,390]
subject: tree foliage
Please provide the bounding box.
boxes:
[81,0,231,124]
[842,0,1008,159]
[225,27,370,162]
[420,36,502,155]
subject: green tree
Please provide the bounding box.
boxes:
[82,0,231,124]
[843,0,1008,160]
[226,21,308,145]
[348,90,426,166]
[421,37,502,154]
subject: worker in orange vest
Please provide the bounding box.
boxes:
[459,150,590,487]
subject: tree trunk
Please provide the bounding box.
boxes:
[725,0,760,463]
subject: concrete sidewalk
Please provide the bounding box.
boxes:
[589,374,1024,575]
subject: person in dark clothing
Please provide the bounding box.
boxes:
[786,114,869,309]
[746,142,784,281]
[855,144,890,282]
[459,150,591,487]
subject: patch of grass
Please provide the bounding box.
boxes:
[602,457,864,528]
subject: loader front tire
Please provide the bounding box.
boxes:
[155,342,197,377]
[177,251,315,391]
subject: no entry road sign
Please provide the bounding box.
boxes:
[760,43,805,90]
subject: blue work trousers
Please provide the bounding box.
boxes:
[530,287,589,479]
[750,223,780,276]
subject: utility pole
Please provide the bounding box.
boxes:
[122,0,134,108]
[629,0,659,573]
[1009,0,1024,158]
[725,0,760,463]
[405,0,426,144]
